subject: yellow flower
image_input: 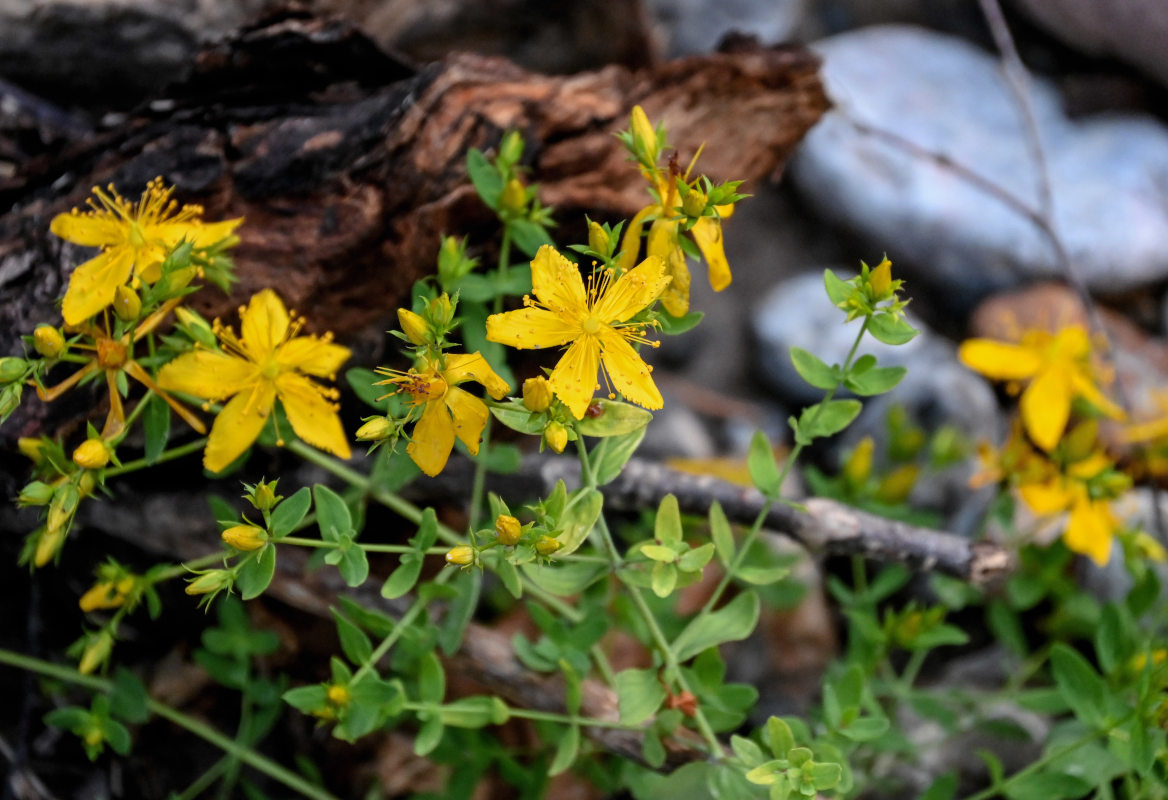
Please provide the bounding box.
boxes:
[375,351,509,476]
[51,178,242,325]
[616,106,736,317]
[486,245,669,419]
[1016,448,1121,566]
[158,290,351,472]
[958,326,1123,452]
[79,577,135,613]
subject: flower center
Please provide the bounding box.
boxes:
[261,360,282,381]
[582,317,602,335]
[128,222,147,249]
[96,339,127,368]
[406,374,447,403]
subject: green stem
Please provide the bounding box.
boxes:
[105,437,207,477]
[0,649,337,800]
[401,702,641,730]
[174,756,229,800]
[898,648,928,695]
[351,578,446,684]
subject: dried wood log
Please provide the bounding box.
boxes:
[0,11,828,448]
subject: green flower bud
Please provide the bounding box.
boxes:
[356,417,392,441]
[588,221,611,257]
[0,357,27,383]
[535,536,562,557]
[18,481,55,506]
[500,178,526,214]
[185,569,233,596]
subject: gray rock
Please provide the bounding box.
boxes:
[790,26,1168,311]
[646,0,805,56]
[1014,0,1168,90]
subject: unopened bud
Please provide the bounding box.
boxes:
[34,525,66,568]
[18,481,55,506]
[0,385,21,417]
[47,484,80,534]
[499,130,525,165]
[398,308,430,346]
[843,437,874,489]
[630,106,659,164]
[185,569,232,596]
[544,421,568,454]
[875,464,919,505]
[869,258,893,298]
[250,480,280,512]
[356,417,393,441]
[535,536,562,557]
[113,286,141,321]
[428,294,456,328]
[174,306,217,348]
[79,578,133,613]
[588,221,611,257]
[1063,420,1098,464]
[18,437,46,463]
[681,188,707,219]
[500,178,526,214]
[522,376,553,413]
[73,439,110,470]
[327,684,351,707]
[77,471,98,498]
[0,357,26,383]
[494,514,522,546]
[222,524,268,552]
[445,545,475,566]
[33,325,65,358]
[78,631,114,675]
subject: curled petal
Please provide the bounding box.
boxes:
[276,374,351,460]
[444,352,510,399]
[617,205,656,274]
[550,336,601,419]
[690,216,731,291]
[444,386,490,454]
[408,399,456,477]
[648,218,690,318]
[204,382,275,472]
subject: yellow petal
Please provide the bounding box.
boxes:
[443,352,510,399]
[617,206,655,273]
[957,340,1042,381]
[1018,478,1072,514]
[275,336,350,378]
[648,218,690,317]
[1021,364,1071,452]
[444,386,489,454]
[486,307,580,350]
[1068,370,1124,421]
[1123,415,1168,444]
[407,399,456,476]
[530,245,587,314]
[1064,495,1113,566]
[241,289,290,360]
[598,328,663,411]
[1066,451,1111,480]
[276,374,351,460]
[690,216,731,291]
[151,217,242,248]
[157,351,257,400]
[593,256,669,323]
[62,248,135,325]
[550,336,601,419]
[204,382,275,472]
[1050,326,1090,360]
[50,211,122,248]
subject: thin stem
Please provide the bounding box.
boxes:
[104,437,207,477]
[174,756,229,800]
[351,581,443,684]
[0,649,337,800]
[401,701,639,730]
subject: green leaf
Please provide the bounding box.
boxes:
[269,487,312,537]
[495,552,522,599]
[143,393,170,465]
[866,313,918,346]
[439,570,480,654]
[466,148,502,209]
[101,718,132,756]
[678,543,715,573]
[345,367,391,412]
[641,545,677,562]
[439,696,510,728]
[809,762,842,791]
[844,365,906,396]
[744,759,785,786]
[283,685,328,713]
[1003,772,1091,800]
[736,565,790,585]
[789,347,838,390]
[767,717,795,758]
[987,600,1028,657]
[1050,644,1107,728]
[673,591,760,662]
[313,485,353,540]
[615,668,666,725]
[920,773,957,800]
[823,269,853,307]
[336,542,369,588]
[651,562,678,598]
[369,448,421,493]
[709,502,734,567]
[730,734,766,767]
[489,399,545,435]
[549,725,580,776]
[837,715,889,741]
[521,561,606,596]
[381,553,423,600]
[655,494,682,545]
[576,398,653,437]
[509,219,555,257]
[657,310,704,335]
[554,488,604,556]
[748,431,781,497]
[333,609,373,666]
[591,427,647,485]
[414,715,445,757]
[796,399,862,441]
[237,545,276,600]
[418,652,445,704]
[109,669,149,724]
[1095,603,1130,676]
